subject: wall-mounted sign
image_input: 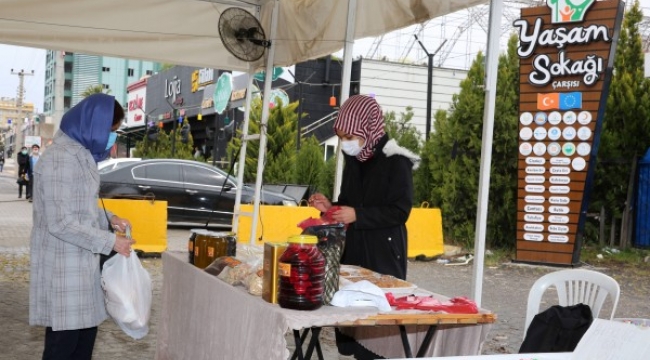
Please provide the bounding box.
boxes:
[515,0,624,266]
[191,68,215,92]
[213,72,233,115]
[254,67,284,82]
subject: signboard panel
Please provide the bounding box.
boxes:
[515,0,624,266]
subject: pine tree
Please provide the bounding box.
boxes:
[384,106,422,153]
[593,1,650,218]
[294,135,325,193]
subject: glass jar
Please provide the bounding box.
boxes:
[278,235,326,310]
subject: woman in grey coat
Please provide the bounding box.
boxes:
[29,94,135,360]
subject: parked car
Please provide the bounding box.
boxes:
[99,159,297,226]
[98,157,142,174]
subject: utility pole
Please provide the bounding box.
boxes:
[11,69,34,154]
[414,36,446,141]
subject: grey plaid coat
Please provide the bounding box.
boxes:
[29,131,116,330]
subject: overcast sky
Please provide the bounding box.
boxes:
[1,1,648,113]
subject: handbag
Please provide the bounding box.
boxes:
[16,175,27,185]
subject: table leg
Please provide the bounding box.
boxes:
[291,328,324,360]
[399,325,438,358]
[292,329,306,360]
[399,325,414,358]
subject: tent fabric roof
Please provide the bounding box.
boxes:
[0,0,486,70]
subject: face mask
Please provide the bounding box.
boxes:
[341,139,363,156]
[21,150,27,155]
[105,132,118,150]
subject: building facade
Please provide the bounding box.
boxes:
[43,51,161,122]
[0,97,36,158]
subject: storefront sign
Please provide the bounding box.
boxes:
[515,0,624,266]
[213,73,233,115]
[191,68,215,92]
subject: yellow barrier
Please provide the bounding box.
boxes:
[98,198,168,253]
[236,204,444,258]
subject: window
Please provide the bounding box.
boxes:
[127,68,135,77]
[146,70,153,75]
[143,164,182,182]
[102,84,110,90]
[102,66,110,72]
[183,165,227,187]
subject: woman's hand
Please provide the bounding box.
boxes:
[331,206,356,224]
[113,235,134,257]
[110,215,131,233]
[308,193,332,213]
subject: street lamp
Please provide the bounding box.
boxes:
[414,35,447,141]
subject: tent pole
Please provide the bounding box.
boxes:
[471,0,503,307]
[249,0,279,245]
[333,0,357,201]
[231,72,256,235]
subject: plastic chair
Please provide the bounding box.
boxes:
[524,269,620,337]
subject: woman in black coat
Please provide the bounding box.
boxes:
[310,95,420,279]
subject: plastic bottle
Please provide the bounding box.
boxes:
[278,235,326,310]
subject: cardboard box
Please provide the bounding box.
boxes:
[262,242,288,304]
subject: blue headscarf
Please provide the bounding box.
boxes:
[60,93,115,163]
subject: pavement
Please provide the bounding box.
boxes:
[0,158,647,359]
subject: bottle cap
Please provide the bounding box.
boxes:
[288,235,318,245]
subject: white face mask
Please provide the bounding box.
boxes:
[341,139,363,156]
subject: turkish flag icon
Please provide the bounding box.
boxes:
[537,93,560,110]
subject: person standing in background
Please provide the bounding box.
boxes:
[17,146,30,199]
[0,152,4,172]
[27,144,41,203]
[29,93,135,360]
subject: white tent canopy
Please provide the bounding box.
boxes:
[1,0,499,306]
[0,0,486,72]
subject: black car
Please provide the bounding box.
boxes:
[99,159,298,226]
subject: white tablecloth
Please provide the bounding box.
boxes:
[155,251,493,360]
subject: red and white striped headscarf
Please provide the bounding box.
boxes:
[334,95,385,162]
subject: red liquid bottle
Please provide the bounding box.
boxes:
[278,235,326,310]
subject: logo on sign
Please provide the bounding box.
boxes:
[524,233,544,241]
[526,166,546,174]
[525,195,546,204]
[550,176,571,184]
[526,157,546,165]
[548,215,570,223]
[549,196,570,204]
[525,175,546,184]
[550,167,571,175]
[550,157,571,165]
[548,225,570,233]
[549,206,570,214]
[550,186,570,194]
[547,0,596,23]
[524,214,545,222]
[524,205,545,213]
[526,185,546,193]
[524,223,545,232]
[548,234,569,243]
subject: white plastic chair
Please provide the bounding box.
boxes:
[524,269,620,337]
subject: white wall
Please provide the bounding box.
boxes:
[359,58,467,138]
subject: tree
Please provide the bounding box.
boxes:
[421,34,520,249]
[81,84,110,97]
[384,106,421,154]
[592,0,650,220]
[228,99,299,183]
[294,135,325,194]
[133,119,194,160]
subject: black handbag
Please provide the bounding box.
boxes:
[16,176,27,185]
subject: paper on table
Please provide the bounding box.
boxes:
[572,318,650,360]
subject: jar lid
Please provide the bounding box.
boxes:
[288,235,318,245]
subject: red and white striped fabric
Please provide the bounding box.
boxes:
[333,95,385,162]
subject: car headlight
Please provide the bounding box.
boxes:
[282,200,298,206]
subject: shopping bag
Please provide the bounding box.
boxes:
[101,250,153,339]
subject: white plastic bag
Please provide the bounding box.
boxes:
[101,250,152,339]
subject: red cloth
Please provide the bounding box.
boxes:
[385,293,479,314]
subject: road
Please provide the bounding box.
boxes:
[0,157,647,359]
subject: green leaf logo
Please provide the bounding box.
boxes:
[547,0,596,23]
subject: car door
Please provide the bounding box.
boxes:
[181,164,236,225]
[132,163,185,221]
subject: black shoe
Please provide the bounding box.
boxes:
[28,199,33,203]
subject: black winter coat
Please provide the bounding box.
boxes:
[337,135,418,280]
[17,152,30,177]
